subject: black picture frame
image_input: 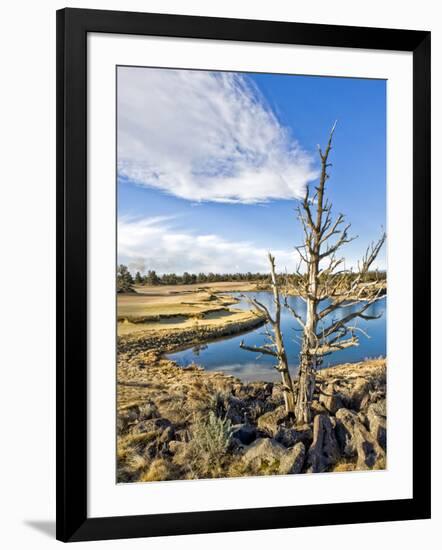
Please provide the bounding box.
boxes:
[56,7,431,543]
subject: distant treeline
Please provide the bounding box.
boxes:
[117,264,386,293]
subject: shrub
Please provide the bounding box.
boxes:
[186,411,233,477]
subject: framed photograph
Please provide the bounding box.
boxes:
[56,8,431,542]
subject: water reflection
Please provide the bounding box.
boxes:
[169,292,386,382]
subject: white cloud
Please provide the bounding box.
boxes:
[118,216,298,274]
[117,67,317,204]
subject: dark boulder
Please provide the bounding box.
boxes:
[231,424,257,446]
[279,442,306,474]
[257,406,287,436]
[366,400,387,450]
[335,408,385,469]
[275,425,312,448]
[307,414,340,473]
[319,383,344,415]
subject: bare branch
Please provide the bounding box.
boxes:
[359,233,387,273]
[320,296,383,341]
[239,340,277,357]
[318,290,385,321]
[312,335,359,356]
[319,212,345,244]
[240,293,275,325]
[319,224,357,260]
[283,295,305,329]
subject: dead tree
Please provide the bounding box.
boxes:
[240,253,296,415]
[286,122,386,424]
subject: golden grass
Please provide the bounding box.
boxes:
[117,284,262,336]
[139,459,181,482]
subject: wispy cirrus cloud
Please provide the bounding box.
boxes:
[117,67,317,204]
[118,216,299,275]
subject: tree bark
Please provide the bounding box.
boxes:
[293,125,334,424]
[240,253,296,415]
[294,255,318,424]
[269,253,296,415]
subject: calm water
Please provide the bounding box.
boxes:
[168,292,386,382]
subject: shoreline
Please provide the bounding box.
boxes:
[118,307,266,356]
[117,283,387,483]
[117,343,386,482]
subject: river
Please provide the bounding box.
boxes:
[168,292,386,382]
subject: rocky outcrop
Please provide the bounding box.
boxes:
[242,438,305,475]
[279,442,306,475]
[256,406,287,436]
[335,408,385,469]
[231,423,257,445]
[117,349,387,482]
[275,425,312,448]
[366,400,387,449]
[241,437,285,474]
[307,414,340,473]
[319,382,344,414]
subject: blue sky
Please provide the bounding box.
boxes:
[117,67,386,275]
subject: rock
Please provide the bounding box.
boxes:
[279,442,306,474]
[369,389,386,405]
[319,383,344,415]
[335,408,385,469]
[262,383,274,397]
[307,414,340,473]
[158,425,175,443]
[137,402,159,420]
[366,401,387,449]
[360,390,386,411]
[242,437,305,476]
[131,417,172,435]
[369,398,386,417]
[117,405,140,433]
[234,382,273,402]
[241,438,283,474]
[310,400,328,417]
[257,406,287,436]
[168,440,184,454]
[359,393,371,411]
[225,396,246,424]
[174,429,190,442]
[232,424,257,445]
[275,425,312,448]
[345,377,372,410]
[117,415,130,435]
[243,437,284,460]
[271,384,284,401]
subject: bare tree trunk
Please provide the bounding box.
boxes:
[293,125,333,424]
[240,253,295,415]
[291,122,385,424]
[295,255,318,424]
[294,351,316,424]
[269,255,296,415]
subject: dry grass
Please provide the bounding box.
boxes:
[118,284,244,317]
[331,458,357,472]
[115,283,387,482]
[139,459,181,482]
[117,285,263,336]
